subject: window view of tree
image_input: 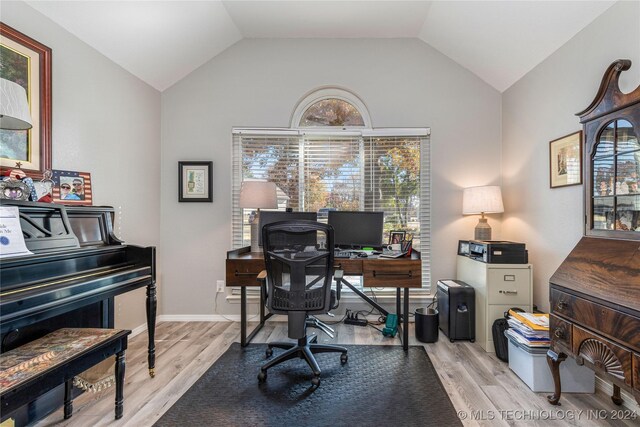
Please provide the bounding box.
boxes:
[299,99,365,127]
[237,135,422,247]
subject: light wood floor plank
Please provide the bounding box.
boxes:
[34,321,638,427]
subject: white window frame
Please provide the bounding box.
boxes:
[290,87,372,129]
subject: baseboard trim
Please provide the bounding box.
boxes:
[594,376,639,411]
[130,322,148,338]
[157,314,238,322]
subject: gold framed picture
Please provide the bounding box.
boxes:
[550,131,582,188]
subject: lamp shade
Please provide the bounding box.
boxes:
[239,181,278,209]
[0,78,32,130]
[462,185,504,215]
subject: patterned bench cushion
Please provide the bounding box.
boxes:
[0,328,125,393]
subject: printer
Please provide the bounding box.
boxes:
[466,240,528,264]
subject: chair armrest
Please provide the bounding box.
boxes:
[257,270,267,283]
[257,270,268,301]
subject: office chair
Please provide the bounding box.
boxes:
[258,220,348,387]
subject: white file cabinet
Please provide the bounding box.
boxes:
[456,255,533,352]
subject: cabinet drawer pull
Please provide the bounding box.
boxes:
[235,271,258,277]
[503,275,516,281]
[554,328,565,339]
[499,290,518,295]
[557,301,569,310]
[373,271,412,278]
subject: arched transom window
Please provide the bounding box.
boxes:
[291,88,371,128]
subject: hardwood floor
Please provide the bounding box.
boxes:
[35,320,638,427]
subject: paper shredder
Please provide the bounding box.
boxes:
[437,279,475,342]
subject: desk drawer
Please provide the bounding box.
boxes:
[363,260,421,288]
[573,325,632,387]
[487,268,530,305]
[549,314,572,353]
[226,259,265,286]
[551,288,640,352]
[333,259,363,276]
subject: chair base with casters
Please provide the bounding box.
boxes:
[258,333,348,387]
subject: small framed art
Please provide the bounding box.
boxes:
[178,161,213,202]
[550,131,582,188]
[52,170,92,205]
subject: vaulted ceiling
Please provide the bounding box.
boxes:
[26,1,615,92]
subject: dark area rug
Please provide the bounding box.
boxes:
[155,343,461,427]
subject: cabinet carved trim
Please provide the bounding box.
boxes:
[578,339,625,380]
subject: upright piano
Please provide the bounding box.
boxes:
[0,200,156,425]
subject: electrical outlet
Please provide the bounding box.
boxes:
[216,280,225,293]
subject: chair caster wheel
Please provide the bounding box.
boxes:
[266,348,273,357]
[258,371,267,382]
[450,339,455,343]
[470,339,475,343]
[311,376,320,387]
[340,353,348,364]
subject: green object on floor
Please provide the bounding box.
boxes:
[382,314,398,337]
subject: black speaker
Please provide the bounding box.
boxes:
[436,280,475,342]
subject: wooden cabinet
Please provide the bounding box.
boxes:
[456,255,532,352]
[548,59,640,407]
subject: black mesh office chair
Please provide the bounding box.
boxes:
[258,220,348,386]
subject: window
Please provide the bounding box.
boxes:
[299,99,365,127]
[232,129,431,290]
[232,88,430,290]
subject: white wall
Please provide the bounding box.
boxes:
[161,38,502,315]
[502,1,640,311]
[2,2,162,329]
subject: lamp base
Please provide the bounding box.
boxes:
[250,211,263,253]
[474,218,492,241]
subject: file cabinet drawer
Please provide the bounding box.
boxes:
[487,269,531,304]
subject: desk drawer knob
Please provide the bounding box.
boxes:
[556,301,569,311]
[554,328,565,339]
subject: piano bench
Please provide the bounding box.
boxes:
[0,328,131,423]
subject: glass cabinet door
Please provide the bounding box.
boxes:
[592,119,640,232]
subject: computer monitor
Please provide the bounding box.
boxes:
[327,211,384,248]
[258,211,317,247]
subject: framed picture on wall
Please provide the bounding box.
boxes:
[0,23,52,180]
[550,131,582,188]
[51,170,93,205]
[178,161,213,202]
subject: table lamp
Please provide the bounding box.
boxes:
[462,185,504,241]
[0,78,32,130]
[239,181,278,252]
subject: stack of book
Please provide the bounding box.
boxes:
[504,309,550,348]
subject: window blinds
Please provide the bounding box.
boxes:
[232,129,431,290]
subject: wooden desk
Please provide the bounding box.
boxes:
[226,247,422,350]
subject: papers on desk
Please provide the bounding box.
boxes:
[379,250,406,258]
[0,206,33,259]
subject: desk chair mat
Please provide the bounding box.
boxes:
[155,343,461,427]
